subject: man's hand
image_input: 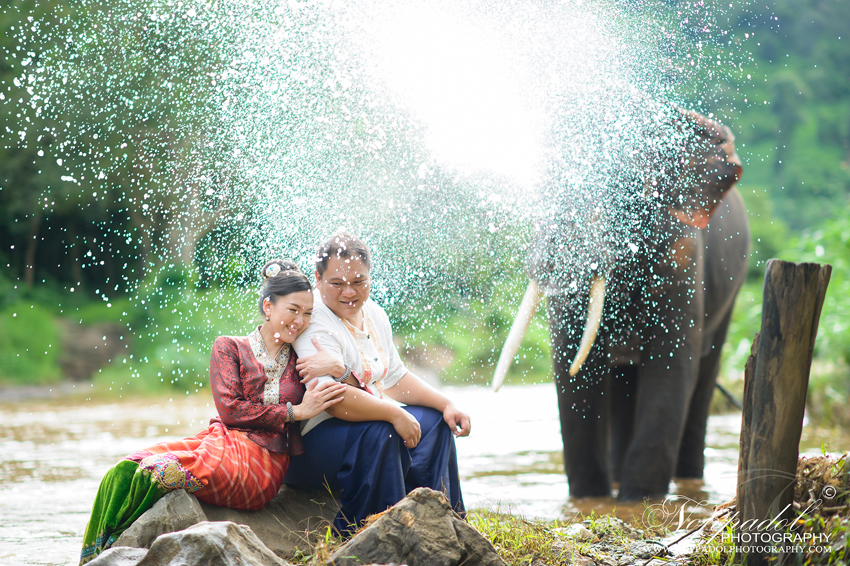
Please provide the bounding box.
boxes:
[391,407,422,448]
[296,338,346,383]
[443,404,471,437]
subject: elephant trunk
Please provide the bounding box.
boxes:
[492,280,544,391]
[568,275,606,377]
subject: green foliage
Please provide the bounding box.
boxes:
[387,275,551,386]
[740,187,789,280]
[0,263,22,310]
[721,0,850,232]
[0,302,62,384]
[91,278,257,396]
[784,215,850,366]
[781,214,850,427]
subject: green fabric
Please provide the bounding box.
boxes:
[79,460,168,565]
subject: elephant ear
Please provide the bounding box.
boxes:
[652,108,743,228]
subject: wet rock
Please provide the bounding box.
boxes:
[87,546,148,566]
[583,538,672,566]
[113,484,338,558]
[563,523,596,542]
[139,521,293,565]
[115,490,206,549]
[200,483,339,557]
[330,487,506,566]
[628,541,668,560]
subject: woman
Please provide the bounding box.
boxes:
[80,260,347,564]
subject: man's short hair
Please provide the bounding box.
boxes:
[315,232,371,277]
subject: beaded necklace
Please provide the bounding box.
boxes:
[248,327,291,405]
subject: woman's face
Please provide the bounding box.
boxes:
[263,289,314,344]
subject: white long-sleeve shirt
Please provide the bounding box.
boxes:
[293,295,408,434]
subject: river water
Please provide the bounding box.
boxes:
[0,383,843,565]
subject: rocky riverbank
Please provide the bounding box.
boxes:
[83,453,850,566]
[84,486,684,566]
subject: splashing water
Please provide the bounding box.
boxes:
[3,0,753,387]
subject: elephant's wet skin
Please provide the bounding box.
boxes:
[534,110,750,502]
[549,188,748,501]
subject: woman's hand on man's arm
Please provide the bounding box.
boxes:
[319,385,423,447]
[293,379,346,421]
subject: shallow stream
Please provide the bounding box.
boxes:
[0,383,844,565]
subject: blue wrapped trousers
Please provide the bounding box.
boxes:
[284,406,464,532]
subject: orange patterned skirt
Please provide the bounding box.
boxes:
[82,422,290,563]
[127,421,289,510]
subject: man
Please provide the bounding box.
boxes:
[285,232,471,532]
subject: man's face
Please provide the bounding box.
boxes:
[316,255,371,320]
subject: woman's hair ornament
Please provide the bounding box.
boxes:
[265,263,282,279]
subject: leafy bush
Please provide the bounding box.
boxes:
[0,303,62,384]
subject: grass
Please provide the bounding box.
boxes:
[280,505,684,566]
[685,521,737,566]
[469,509,577,565]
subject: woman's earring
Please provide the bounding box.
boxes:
[265,313,270,321]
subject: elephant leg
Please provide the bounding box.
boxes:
[617,280,703,500]
[675,306,734,478]
[610,366,637,484]
[549,296,612,498]
[617,361,697,500]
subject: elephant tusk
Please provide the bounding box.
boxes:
[492,280,544,391]
[568,276,606,377]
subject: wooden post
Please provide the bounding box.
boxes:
[736,260,831,565]
[736,332,759,498]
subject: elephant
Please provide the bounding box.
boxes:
[494,107,750,501]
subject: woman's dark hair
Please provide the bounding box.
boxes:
[315,232,371,277]
[258,259,312,316]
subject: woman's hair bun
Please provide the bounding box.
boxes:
[261,259,301,280]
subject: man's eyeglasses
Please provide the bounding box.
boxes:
[328,278,370,289]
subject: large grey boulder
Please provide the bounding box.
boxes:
[86,547,148,566]
[113,484,338,558]
[201,483,339,556]
[90,522,296,566]
[115,490,206,549]
[140,522,293,566]
[330,487,506,566]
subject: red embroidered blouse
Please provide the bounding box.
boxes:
[209,335,305,455]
